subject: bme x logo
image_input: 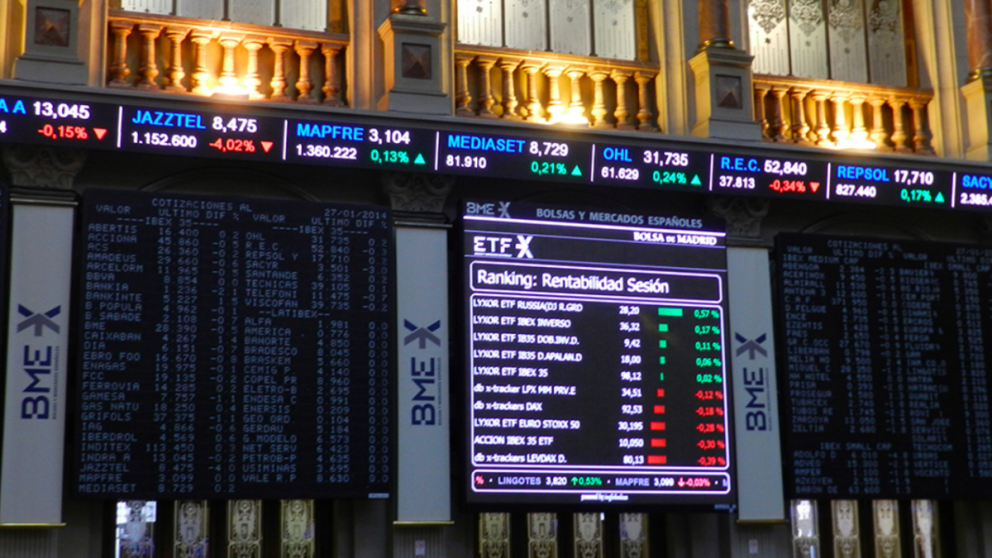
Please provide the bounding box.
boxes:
[17,305,60,336]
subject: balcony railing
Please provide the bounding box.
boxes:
[454,45,660,131]
[106,10,348,105]
[753,75,933,154]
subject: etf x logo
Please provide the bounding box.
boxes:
[17,305,60,336]
[472,235,534,258]
[735,332,767,360]
[404,320,441,349]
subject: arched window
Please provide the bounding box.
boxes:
[747,0,909,86]
[457,0,638,61]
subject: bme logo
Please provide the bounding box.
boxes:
[472,235,534,258]
[16,305,60,420]
[404,320,443,426]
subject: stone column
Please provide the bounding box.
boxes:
[966,0,992,79]
[383,171,455,558]
[13,0,88,84]
[962,0,992,160]
[377,12,451,114]
[698,0,733,49]
[688,0,760,140]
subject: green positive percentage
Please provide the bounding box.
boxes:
[696,373,723,383]
[531,161,568,176]
[900,188,945,203]
[694,325,721,334]
[695,357,722,367]
[652,170,687,185]
[570,476,604,487]
[693,309,720,319]
[370,149,410,164]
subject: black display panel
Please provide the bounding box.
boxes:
[776,234,992,499]
[6,85,992,214]
[463,201,735,507]
[74,190,392,499]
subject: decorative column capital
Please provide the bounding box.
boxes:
[381,172,454,219]
[2,145,87,189]
[706,196,770,244]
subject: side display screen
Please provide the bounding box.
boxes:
[776,233,992,499]
[462,201,735,507]
[74,189,393,500]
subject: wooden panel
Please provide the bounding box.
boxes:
[748,0,790,75]
[866,0,907,86]
[788,0,828,78]
[594,0,636,60]
[230,0,275,26]
[176,0,222,20]
[120,0,172,15]
[550,0,591,55]
[458,0,503,47]
[827,0,868,82]
[505,0,547,51]
[280,0,328,31]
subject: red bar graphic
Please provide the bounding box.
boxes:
[650,421,666,430]
[647,455,667,465]
[651,439,667,448]
[656,388,665,397]
[653,405,666,414]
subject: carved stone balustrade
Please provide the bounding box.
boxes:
[753,75,934,155]
[455,45,660,131]
[106,11,348,106]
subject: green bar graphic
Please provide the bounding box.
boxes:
[658,308,683,317]
[658,324,669,332]
[658,340,668,348]
[659,357,666,365]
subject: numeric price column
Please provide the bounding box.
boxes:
[617,305,647,466]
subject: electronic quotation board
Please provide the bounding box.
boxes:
[7,87,992,214]
[463,201,735,507]
[777,234,992,499]
[74,189,392,500]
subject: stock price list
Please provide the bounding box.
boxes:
[777,233,992,499]
[463,201,735,507]
[74,189,392,500]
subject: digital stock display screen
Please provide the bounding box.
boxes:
[5,86,992,214]
[74,190,392,500]
[777,234,992,499]
[462,201,735,507]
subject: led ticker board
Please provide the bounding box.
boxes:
[6,86,992,213]
[74,189,392,500]
[776,233,992,500]
[462,201,735,507]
